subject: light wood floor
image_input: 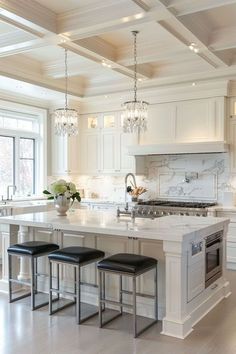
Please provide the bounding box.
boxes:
[1,270,236,354]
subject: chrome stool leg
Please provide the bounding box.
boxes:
[8,254,12,303]
[57,263,60,300]
[31,257,35,310]
[133,276,137,338]
[76,265,81,324]
[98,270,103,328]
[102,272,106,311]
[49,260,53,315]
[35,257,38,294]
[119,275,123,315]
[155,265,158,322]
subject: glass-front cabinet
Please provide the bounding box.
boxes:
[79,112,138,174]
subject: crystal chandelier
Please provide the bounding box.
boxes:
[54,49,79,136]
[122,31,148,133]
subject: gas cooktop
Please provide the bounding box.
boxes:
[138,200,217,209]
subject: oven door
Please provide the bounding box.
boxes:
[205,241,223,287]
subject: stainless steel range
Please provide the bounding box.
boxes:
[136,200,217,217]
[117,200,217,218]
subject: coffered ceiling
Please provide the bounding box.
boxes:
[0,0,236,102]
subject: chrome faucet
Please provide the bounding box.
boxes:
[7,185,17,200]
[124,173,137,210]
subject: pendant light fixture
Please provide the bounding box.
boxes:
[122,31,148,133]
[54,48,79,136]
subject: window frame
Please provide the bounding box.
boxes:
[0,100,47,197]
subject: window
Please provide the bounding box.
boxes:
[19,138,35,196]
[0,104,47,199]
[0,136,14,198]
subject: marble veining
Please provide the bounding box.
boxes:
[49,152,236,204]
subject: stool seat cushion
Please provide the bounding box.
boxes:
[48,246,105,264]
[8,241,59,256]
[97,253,157,274]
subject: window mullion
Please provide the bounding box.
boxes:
[14,136,20,192]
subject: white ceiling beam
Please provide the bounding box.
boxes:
[154,0,229,68]
[130,0,150,11]
[0,29,33,47]
[75,37,117,62]
[0,14,44,37]
[57,2,167,41]
[0,35,61,58]
[60,40,152,80]
[0,0,57,35]
[165,0,236,16]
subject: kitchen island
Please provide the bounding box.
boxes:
[0,209,230,339]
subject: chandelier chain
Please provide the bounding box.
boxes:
[65,48,68,110]
[133,31,138,103]
[53,47,79,136]
[122,30,148,134]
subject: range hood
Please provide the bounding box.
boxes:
[128,141,229,156]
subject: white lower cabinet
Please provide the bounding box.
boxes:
[215,210,236,270]
[187,243,205,302]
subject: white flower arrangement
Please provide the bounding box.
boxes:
[43,179,81,204]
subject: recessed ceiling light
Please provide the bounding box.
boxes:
[135,13,144,19]
[189,42,200,53]
[192,82,196,86]
[101,60,112,68]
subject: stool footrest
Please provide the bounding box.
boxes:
[9,292,31,303]
[50,288,76,298]
[135,319,158,338]
[121,289,156,299]
[100,298,133,309]
[9,278,31,287]
[100,311,122,328]
[50,300,76,315]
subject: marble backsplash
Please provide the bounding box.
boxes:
[49,153,236,205]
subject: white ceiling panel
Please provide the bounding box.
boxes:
[0,0,235,101]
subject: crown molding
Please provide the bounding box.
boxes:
[80,79,230,113]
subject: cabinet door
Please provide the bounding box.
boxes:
[67,135,80,174]
[51,133,68,175]
[100,131,116,173]
[229,117,236,173]
[187,243,205,302]
[118,132,136,173]
[134,239,165,317]
[80,132,100,174]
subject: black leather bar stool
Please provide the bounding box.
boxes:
[97,253,158,338]
[7,241,59,310]
[48,246,105,324]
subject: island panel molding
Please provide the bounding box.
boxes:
[0,210,230,339]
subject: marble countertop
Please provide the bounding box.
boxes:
[0,199,53,209]
[0,209,229,242]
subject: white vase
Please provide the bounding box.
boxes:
[54,195,71,216]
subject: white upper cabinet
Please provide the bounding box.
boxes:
[79,112,139,175]
[51,132,80,176]
[140,97,226,145]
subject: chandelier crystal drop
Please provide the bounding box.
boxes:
[54,49,79,136]
[122,31,148,133]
